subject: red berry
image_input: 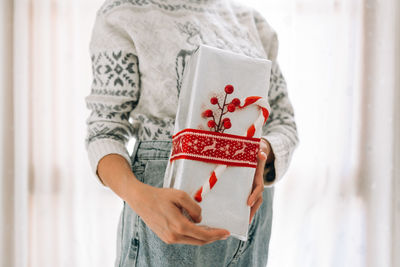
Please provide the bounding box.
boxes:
[210,97,218,105]
[208,120,216,128]
[224,85,234,94]
[231,98,241,106]
[227,103,236,112]
[203,109,213,117]
[222,117,230,124]
[223,120,232,129]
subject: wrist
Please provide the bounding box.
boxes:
[97,154,144,203]
[119,173,144,202]
[124,178,156,215]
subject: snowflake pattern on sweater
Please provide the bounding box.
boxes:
[85,0,299,187]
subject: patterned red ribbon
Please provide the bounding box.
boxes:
[170,128,261,168]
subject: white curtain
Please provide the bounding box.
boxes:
[358,1,400,266]
[0,0,399,267]
[1,0,122,266]
[252,1,366,266]
[251,1,399,267]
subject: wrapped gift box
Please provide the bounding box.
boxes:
[163,44,272,241]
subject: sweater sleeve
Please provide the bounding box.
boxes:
[84,10,141,186]
[253,11,300,187]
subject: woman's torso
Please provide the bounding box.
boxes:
[100,0,270,141]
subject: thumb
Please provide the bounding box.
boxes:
[258,150,267,162]
[255,150,267,179]
[174,190,202,223]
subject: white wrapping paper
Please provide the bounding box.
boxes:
[163,44,271,241]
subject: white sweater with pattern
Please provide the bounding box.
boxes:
[84,0,299,187]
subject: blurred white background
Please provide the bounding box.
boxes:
[1,0,399,267]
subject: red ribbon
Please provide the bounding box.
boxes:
[170,128,261,168]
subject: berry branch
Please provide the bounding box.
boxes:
[216,92,228,132]
[201,84,241,133]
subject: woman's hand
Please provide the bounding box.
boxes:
[247,138,274,224]
[97,154,230,246]
[127,183,231,246]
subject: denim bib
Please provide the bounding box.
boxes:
[115,140,274,267]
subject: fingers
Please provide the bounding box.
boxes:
[249,196,263,224]
[247,182,264,207]
[166,205,230,245]
[255,150,267,179]
[163,232,210,246]
[175,210,230,241]
[248,150,265,223]
[164,232,226,246]
[248,150,266,206]
[183,221,230,242]
[171,190,230,242]
[173,190,202,223]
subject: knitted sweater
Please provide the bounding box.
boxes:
[84,0,299,187]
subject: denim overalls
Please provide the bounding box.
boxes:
[114,140,275,267]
